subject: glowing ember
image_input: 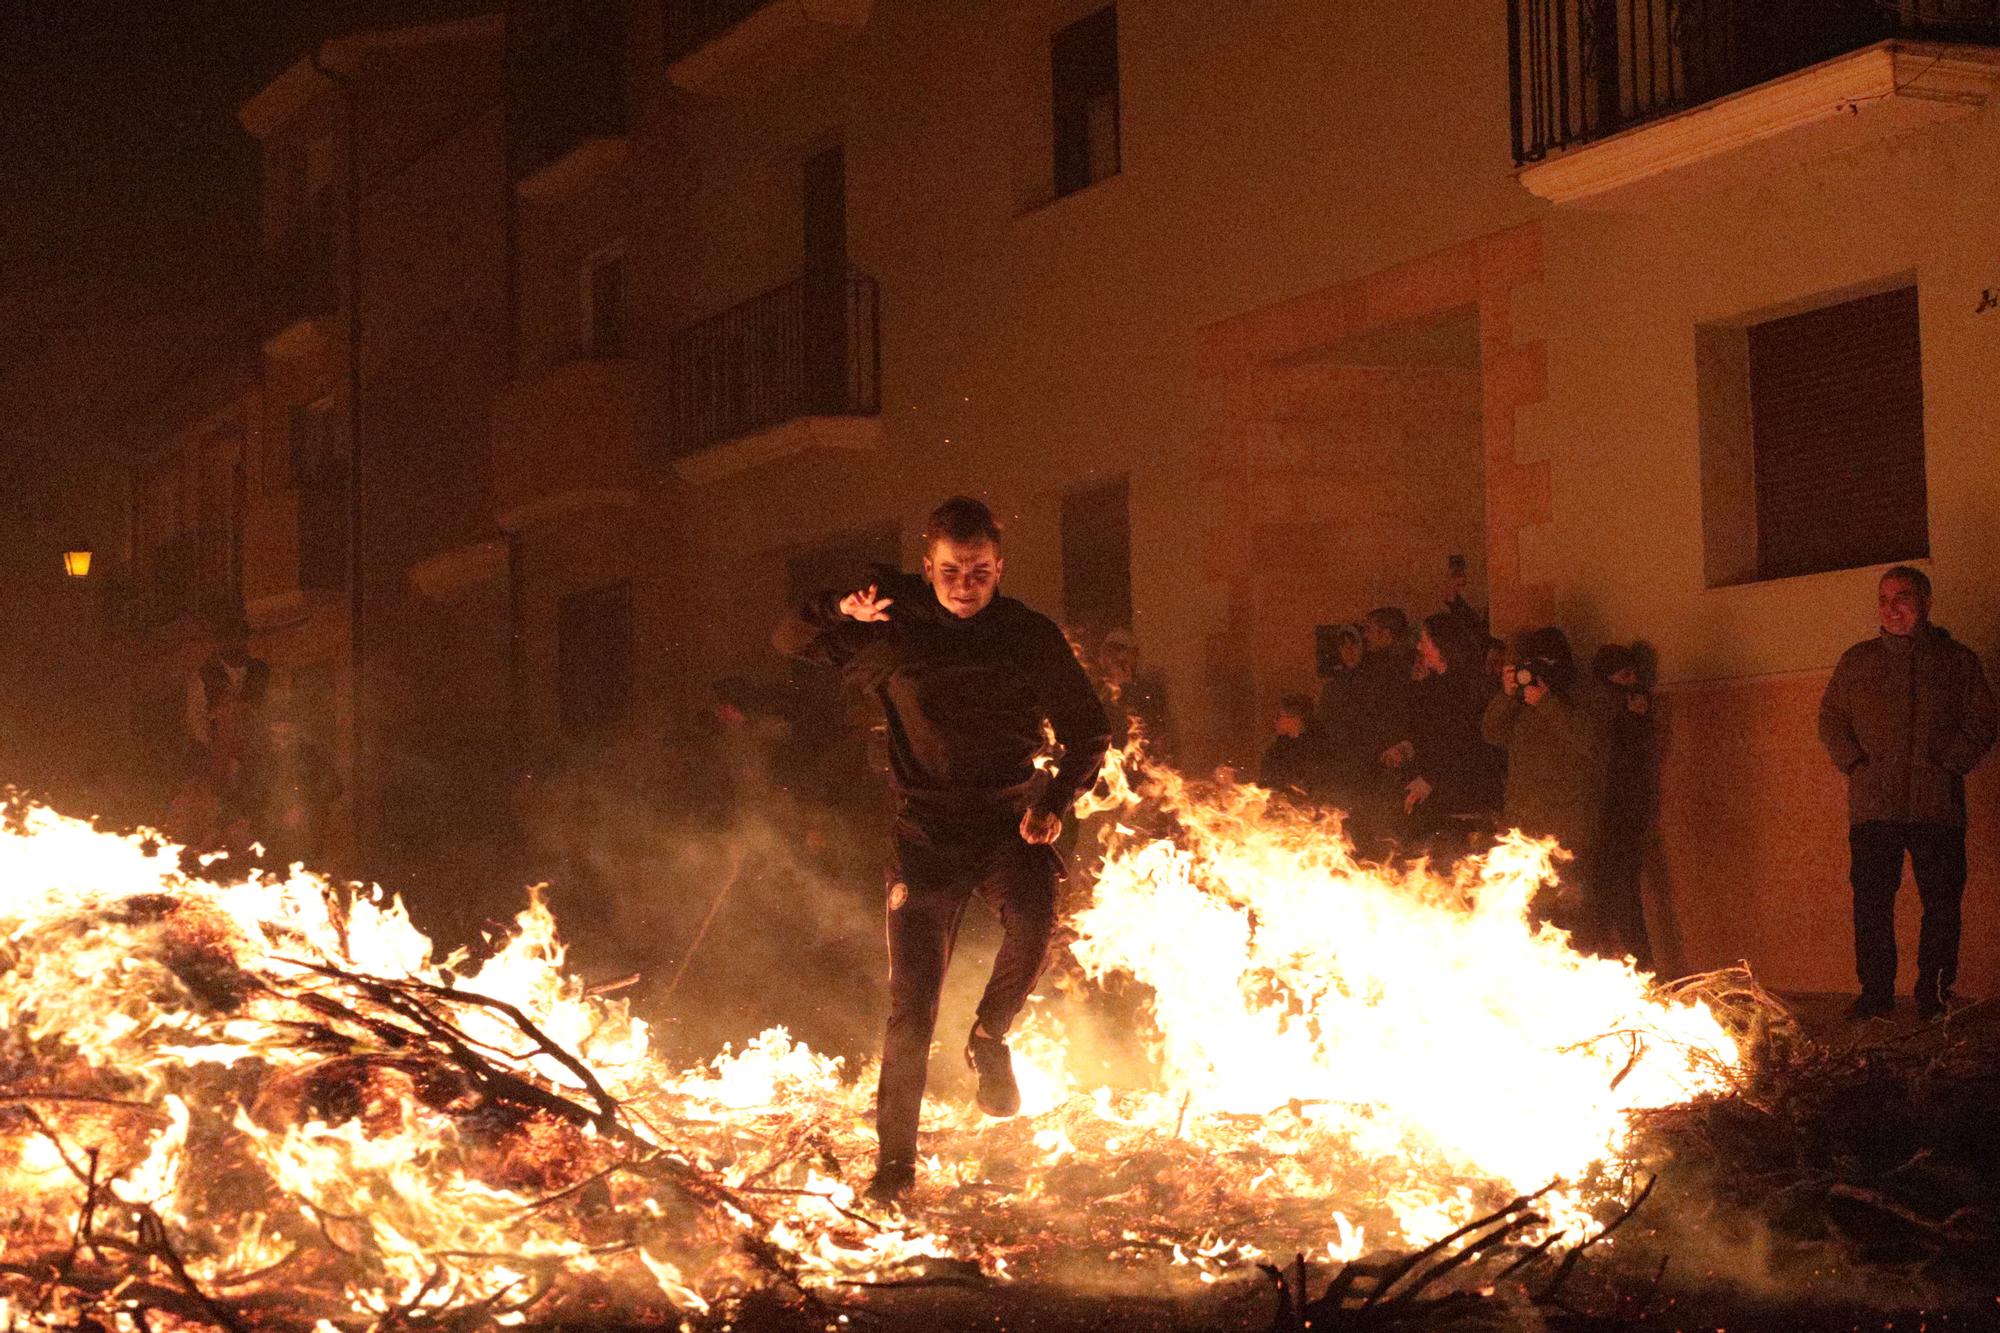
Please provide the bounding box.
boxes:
[0,751,1745,1328]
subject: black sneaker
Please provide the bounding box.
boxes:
[864,1158,916,1204]
[1849,992,1894,1021]
[965,1028,1022,1117]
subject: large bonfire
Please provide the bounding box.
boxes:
[0,747,1749,1329]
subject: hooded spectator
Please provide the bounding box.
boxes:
[1590,643,1657,969]
[1481,627,1609,940]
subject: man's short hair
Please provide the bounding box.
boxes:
[1364,607,1409,639]
[1882,565,1931,599]
[922,496,1003,551]
[1278,692,1315,719]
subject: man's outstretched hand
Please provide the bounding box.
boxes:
[838,585,895,622]
[1020,808,1062,845]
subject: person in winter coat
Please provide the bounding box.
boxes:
[1481,627,1608,942]
[1344,608,1415,857]
[1590,644,1657,970]
[1817,566,1996,1021]
[1397,612,1503,849]
[1314,623,1366,800]
[1260,694,1339,806]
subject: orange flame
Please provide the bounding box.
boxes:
[0,749,1745,1325]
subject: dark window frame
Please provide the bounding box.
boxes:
[1052,6,1121,200]
[1746,285,1928,583]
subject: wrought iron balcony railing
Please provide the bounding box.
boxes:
[1509,0,2000,163]
[666,273,880,456]
[662,0,774,62]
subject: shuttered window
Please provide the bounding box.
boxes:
[1749,286,1927,581]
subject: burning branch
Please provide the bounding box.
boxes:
[1262,1178,1659,1331]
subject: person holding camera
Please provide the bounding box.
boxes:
[1481,627,1609,942]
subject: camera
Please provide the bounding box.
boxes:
[1512,661,1543,690]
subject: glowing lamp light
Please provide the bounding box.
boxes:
[62,548,92,578]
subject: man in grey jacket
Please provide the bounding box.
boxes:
[1817,567,1997,1020]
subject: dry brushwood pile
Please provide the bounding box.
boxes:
[0,768,1853,1333]
[1621,985,2000,1321]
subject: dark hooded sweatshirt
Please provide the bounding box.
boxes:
[774,573,1111,839]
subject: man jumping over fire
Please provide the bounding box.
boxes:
[775,496,1111,1202]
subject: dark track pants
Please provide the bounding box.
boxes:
[1849,820,1966,1003]
[875,833,1057,1165]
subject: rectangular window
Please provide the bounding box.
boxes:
[1699,283,1927,585]
[1749,286,1927,581]
[583,246,626,357]
[1061,476,1133,636]
[558,581,633,736]
[1052,6,1120,199]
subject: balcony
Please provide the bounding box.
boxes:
[663,0,873,95]
[665,273,880,482]
[491,357,640,530]
[263,238,341,356]
[1510,0,2000,206]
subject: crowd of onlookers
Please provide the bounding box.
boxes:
[1258,581,1658,968]
[157,568,1658,981]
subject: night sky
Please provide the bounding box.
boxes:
[0,1,488,560]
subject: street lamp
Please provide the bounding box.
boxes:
[62,547,92,578]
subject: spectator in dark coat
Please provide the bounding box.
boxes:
[1398,613,1504,848]
[1314,623,1366,784]
[1260,694,1338,806]
[1482,627,1609,943]
[1345,607,1415,855]
[1591,643,1656,970]
[1818,566,1997,1020]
